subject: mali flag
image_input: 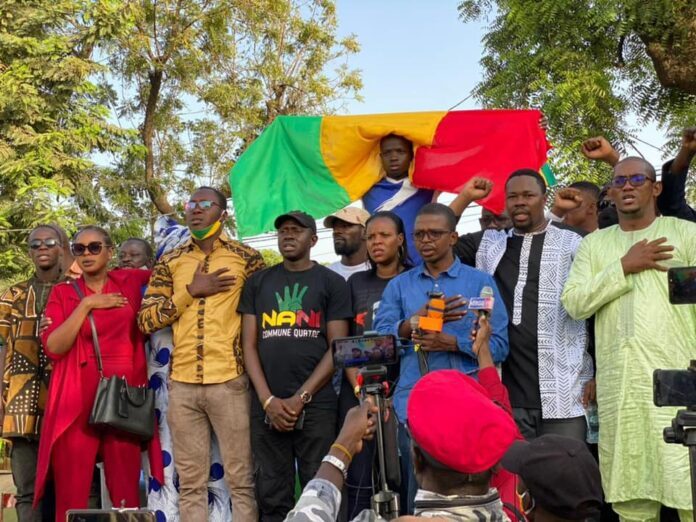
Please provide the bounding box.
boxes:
[229,109,552,237]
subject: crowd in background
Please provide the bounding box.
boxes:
[0,126,695,522]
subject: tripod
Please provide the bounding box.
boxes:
[357,365,400,520]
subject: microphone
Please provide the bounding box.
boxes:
[468,286,494,318]
[413,289,445,374]
[417,290,445,333]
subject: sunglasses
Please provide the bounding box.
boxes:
[29,238,60,250]
[71,242,109,256]
[610,174,655,188]
[413,229,450,242]
[184,200,220,212]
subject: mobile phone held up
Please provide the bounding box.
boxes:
[332,334,398,369]
[668,267,696,305]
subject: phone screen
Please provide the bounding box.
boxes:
[332,334,397,369]
[653,369,696,407]
[668,267,696,305]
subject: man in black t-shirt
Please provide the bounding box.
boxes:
[239,210,352,522]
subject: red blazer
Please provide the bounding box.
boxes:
[36,269,163,503]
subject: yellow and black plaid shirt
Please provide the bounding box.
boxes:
[0,277,57,438]
[138,233,265,384]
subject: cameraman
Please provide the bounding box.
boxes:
[286,362,519,521]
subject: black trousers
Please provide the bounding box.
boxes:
[251,406,336,522]
[10,438,54,522]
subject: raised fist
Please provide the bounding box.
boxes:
[581,136,619,166]
[553,188,584,213]
[461,177,493,202]
[680,127,696,154]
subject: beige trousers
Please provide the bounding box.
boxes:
[168,375,258,521]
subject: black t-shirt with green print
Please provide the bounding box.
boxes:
[238,262,352,414]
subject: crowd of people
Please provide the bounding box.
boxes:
[0,125,695,522]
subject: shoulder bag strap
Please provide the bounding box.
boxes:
[70,280,104,377]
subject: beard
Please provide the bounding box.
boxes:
[334,239,359,257]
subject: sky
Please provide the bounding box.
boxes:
[241,0,668,263]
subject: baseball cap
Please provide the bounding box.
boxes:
[274,211,317,234]
[407,370,518,474]
[323,207,370,228]
[502,435,602,520]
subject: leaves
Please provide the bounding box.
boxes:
[0,0,361,284]
[459,0,696,185]
[0,0,133,281]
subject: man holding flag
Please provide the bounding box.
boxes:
[229,110,551,239]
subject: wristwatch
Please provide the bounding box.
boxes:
[322,455,347,479]
[299,390,313,404]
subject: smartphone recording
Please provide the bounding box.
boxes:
[332,334,398,369]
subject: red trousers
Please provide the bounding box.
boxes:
[50,356,142,522]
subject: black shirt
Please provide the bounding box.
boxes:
[348,269,392,336]
[656,159,696,222]
[495,234,543,409]
[238,262,352,414]
[339,269,402,416]
[455,224,583,410]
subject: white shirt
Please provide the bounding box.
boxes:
[327,261,371,281]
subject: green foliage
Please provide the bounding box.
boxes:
[0,0,136,281]
[459,0,696,185]
[0,0,361,282]
[260,249,283,267]
[109,0,362,215]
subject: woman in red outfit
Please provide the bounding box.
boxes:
[36,226,162,521]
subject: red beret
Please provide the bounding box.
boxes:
[407,369,518,474]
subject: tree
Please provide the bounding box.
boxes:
[0,0,134,282]
[109,0,362,217]
[259,248,282,267]
[459,0,696,184]
[0,0,361,285]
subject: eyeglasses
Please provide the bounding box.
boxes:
[184,200,220,212]
[610,174,655,188]
[71,242,109,256]
[29,238,60,250]
[413,229,450,242]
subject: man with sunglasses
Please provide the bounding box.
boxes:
[138,186,265,521]
[582,130,696,223]
[374,203,509,513]
[562,157,696,521]
[0,225,64,521]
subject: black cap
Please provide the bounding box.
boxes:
[274,211,317,234]
[502,435,602,520]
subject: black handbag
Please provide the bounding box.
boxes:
[71,281,155,440]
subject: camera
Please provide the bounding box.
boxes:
[654,360,696,517]
[653,367,696,408]
[332,333,401,519]
[652,268,696,516]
